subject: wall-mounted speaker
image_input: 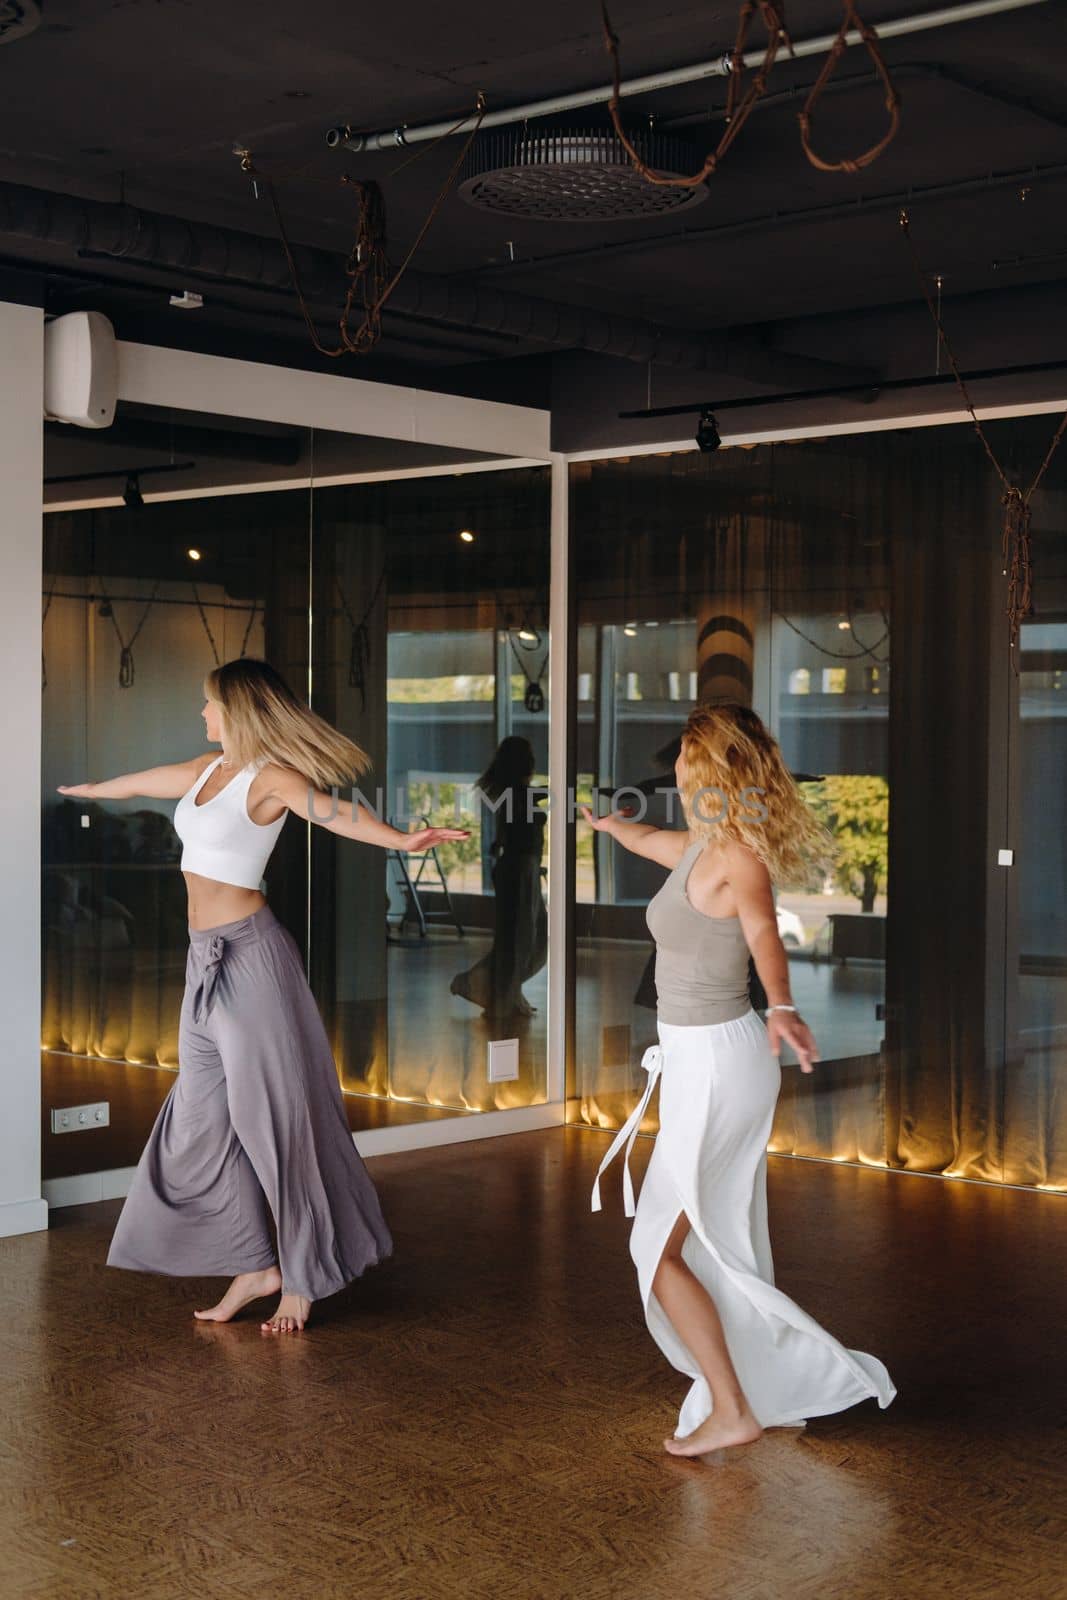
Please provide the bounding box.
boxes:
[43,311,118,429]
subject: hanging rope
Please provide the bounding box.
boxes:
[508,628,549,711]
[96,577,159,688]
[899,210,1067,667]
[239,600,260,658]
[601,0,901,185]
[265,171,390,358]
[191,585,260,665]
[798,1,900,173]
[775,610,889,662]
[193,583,260,664]
[600,0,792,187]
[334,565,387,708]
[191,583,221,667]
[235,90,486,361]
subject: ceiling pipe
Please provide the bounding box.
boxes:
[0,179,871,385]
[660,60,1067,134]
[468,157,1067,281]
[618,357,1067,419]
[325,0,1049,152]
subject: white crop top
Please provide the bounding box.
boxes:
[173,757,287,890]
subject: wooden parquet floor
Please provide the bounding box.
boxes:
[2,1131,1064,1600]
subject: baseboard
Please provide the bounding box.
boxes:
[44,1168,138,1210]
[0,1196,50,1237]
[353,1101,565,1157]
[41,1107,566,1209]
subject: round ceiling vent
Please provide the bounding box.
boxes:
[457,127,709,221]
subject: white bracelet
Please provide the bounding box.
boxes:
[766,1004,798,1014]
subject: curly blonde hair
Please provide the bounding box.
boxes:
[679,703,834,885]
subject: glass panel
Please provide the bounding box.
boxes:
[42,411,552,1182]
[569,443,889,1165]
[1009,450,1067,1190]
[42,456,312,1179]
[309,465,551,1116]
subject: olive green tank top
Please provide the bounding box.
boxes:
[646,839,752,1026]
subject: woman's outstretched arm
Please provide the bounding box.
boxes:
[58,754,215,802]
[264,768,469,854]
[725,843,820,1074]
[579,805,689,870]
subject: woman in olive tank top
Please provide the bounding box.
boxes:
[584,704,895,1458]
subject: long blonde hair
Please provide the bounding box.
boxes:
[205,659,370,789]
[679,703,834,885]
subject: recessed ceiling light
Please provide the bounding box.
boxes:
[285,89,312,99]
[623,623,637,637]
[459,529,475,543]
[837,619,851,630]
[187,548,202,561]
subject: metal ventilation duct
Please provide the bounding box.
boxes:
[458,127,709,221]
[0,178,869,383]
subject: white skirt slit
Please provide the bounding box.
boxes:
[593,1010,896,1436]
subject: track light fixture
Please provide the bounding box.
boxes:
[695,409,722,454]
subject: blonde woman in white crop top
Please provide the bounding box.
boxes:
[59,657,468,1335]
[60,674,464,933]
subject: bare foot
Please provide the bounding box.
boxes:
[262,1292,312,1334]
[664,1408,763,1458]
[194,1266,282,1323]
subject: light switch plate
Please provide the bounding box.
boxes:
[487,1038,519,1083]
[51,1101,110,1134]
[997,848,1014,866]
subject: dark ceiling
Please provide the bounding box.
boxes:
[3,0,1067,441]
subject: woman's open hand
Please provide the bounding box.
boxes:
[403,827,470,854]
[766,1010,820,1074]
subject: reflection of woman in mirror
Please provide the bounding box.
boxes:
[585,704,894,1457]
[59,658,467,1334]
[451,735,547,1021]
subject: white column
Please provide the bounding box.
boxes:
[0,299,48,1237]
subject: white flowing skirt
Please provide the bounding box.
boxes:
[592,1010,896,1435]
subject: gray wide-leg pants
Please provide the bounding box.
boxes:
[107,906,392,1300]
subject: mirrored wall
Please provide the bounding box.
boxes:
[41,399,1067,1192]
[41,407,551,1178]
[567,418,1067,1192]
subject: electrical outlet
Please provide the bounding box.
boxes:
[50,1101,110,1134]
[487,1038,519,1083]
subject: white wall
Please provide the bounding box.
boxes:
[0,299,48,1236]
